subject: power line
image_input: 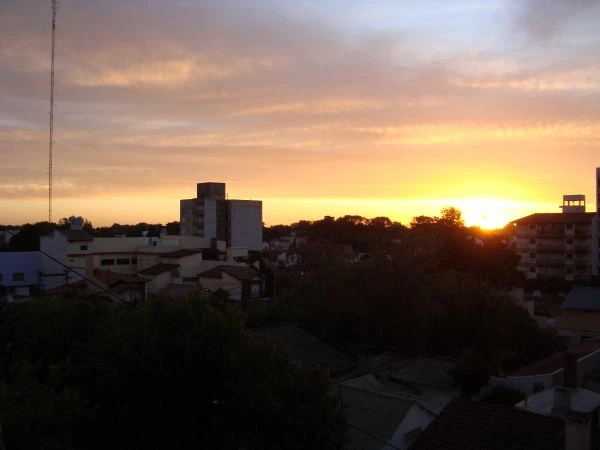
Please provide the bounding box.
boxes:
[48,0,58,223]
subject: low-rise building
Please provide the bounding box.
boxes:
[0,251,41,299]
[198,265,264,302]
[555,286,600,341]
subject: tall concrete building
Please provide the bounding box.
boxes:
[180,182,263,251]
[512,194,599,282]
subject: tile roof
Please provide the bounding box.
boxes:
[561,286,600,312]
[58,229,94,242]
[43,279,87,295]
[254,324,356,377]
[138,263,179,276]
[160,249,203,259]
[389,357,458,389]
[93,269,147,287]
[511,212,596,225]
[511,338,600,376]
[198,265,262,281]
[409,399,567,450]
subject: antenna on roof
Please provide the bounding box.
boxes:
[48,0,58,223]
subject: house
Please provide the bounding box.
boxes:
[338,374,440,450]
[254,324,356,378]
[198,265,264,302]
[408,398,595,450]
[490,339,600,396]
[555,287,600,341]
[412,352,600,450]
[0,251,41,299]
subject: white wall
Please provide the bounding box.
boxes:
[0,251,41,288]
[388,404,437,450]
[229,200,262,251]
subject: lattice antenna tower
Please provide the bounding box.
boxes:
[49,0,58,222]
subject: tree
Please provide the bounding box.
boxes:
[438,207,464,228]
[5,222,55,251]
[0,297,346,450]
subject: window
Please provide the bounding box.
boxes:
[116,258,129,265]
[529,252,536,258]
[131,258,137,265]
[100,259,115,266]
[80,244,88,251]
[152,241,157,247]
[566,268,574,274]
[566,253,573,259]
[529,238,536,244]
[12,272,24,282]
[566,238,573,244]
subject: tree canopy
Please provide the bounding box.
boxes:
[0,297,346,450]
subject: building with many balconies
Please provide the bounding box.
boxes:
[512,195,599,283]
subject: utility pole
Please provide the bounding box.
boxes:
[49,0,58,223]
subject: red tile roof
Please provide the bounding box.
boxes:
[409,399,566,450]
[511,339,600,376]
[139,263,179,276]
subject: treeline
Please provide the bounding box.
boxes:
[1,218,181,252]
[266,208,519,285]
[0,297,346,450]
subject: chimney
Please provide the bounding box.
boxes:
[565,410,592,450]
[564,352,578,389]
[552,386,572,419]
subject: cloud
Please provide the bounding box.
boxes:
[514,0,600,41]
[0,0,599,224]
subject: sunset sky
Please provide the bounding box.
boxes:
[1,0,599,228]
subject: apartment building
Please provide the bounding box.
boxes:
[512,195,599,282]
[180,182,263,251]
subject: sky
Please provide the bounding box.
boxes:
[1,0,599,229]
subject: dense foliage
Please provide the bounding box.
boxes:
[0,298,346,450]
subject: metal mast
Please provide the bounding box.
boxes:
[49,0,58,222]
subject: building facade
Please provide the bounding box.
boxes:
[180,182,263,251]
[512,195,599,282]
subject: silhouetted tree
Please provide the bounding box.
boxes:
[0,297,346,450]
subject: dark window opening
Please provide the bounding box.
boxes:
[131,258,137,264]
[80,244,88,251]
[117,258,129,265]
[101,259,115,266]
[12,272,25,282]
